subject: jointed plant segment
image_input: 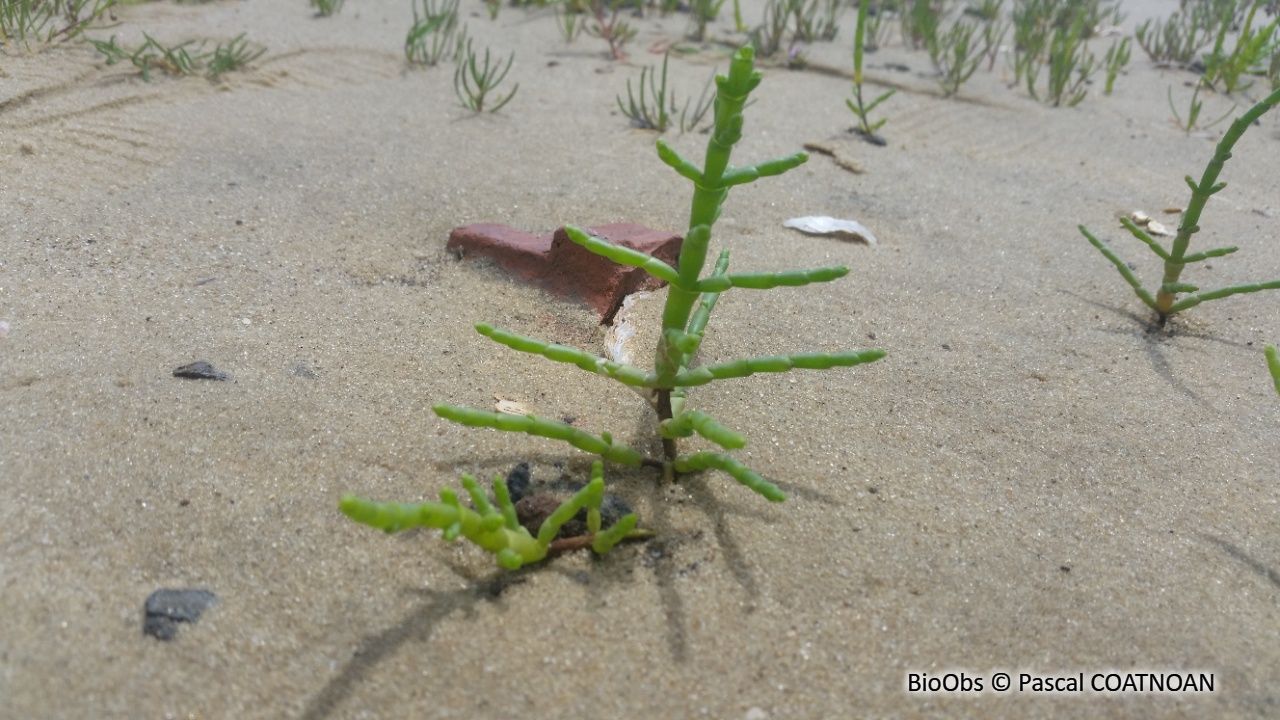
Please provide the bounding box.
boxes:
[436,46,884,502]
[342,46,883,569]
[1080,85,1280,325]
[847,0,895,141]
[341,462,641,570]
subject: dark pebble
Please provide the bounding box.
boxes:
[504,462,531,502]
[143,588,218,640]
[173,361,230,381]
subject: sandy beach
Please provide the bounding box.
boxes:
[2,0,1279,717]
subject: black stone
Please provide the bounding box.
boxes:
[504,462,532,502]
[173,361,230,381]
[143,588,218,640]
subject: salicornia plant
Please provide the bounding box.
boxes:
[1102,35,1131,95]
[616,52,714,133]
[1079,85,1280,325]
[435,46,884,501]
[343,47,883,569]
[1,0,115,48]
[453,39,518,113]
[405,0,461,67]
[1167,81,1235,134]
[847,0,895,142]
[1200,1,1279,94]
[341,462,640,569]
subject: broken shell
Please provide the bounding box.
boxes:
[1129,210,1151,225]
[494,396,532,415]
[1146,220,1173,237]
[604,292,649,365]
[783,216,878,246]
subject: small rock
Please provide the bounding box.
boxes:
[173,361,230,381]
[143,588,218,640]
[504,462,532,503]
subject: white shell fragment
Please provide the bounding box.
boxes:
[494,396,532,415]
[605,291,651,365]
[783,216,878,246]
[1127,210,1174,237]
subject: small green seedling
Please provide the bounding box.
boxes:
[206,34,266,79]
[91,33,264,82]
[584,0,636,60]
[405,0,461,67]
[847,0,895,142]
[310,0,343,17]
[342,462,643,569]
[453,39,518,113]
[1266,344,1280,395]
[1200,2,1279,94]
[434,46,884,502]
[1167,81,1236,134]
[1102,35,1130,95]
[616,52,714,133]
[1080,85,1280,325]
[1,0,115,48]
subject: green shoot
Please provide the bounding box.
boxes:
[847,0,896,142]
[687,0,728,41]
[91,33,264,82]
[616,52,715,133]
[453,39,518,113]
[341,462,644,569]
[406,0,461,67]
[310,0,343,17]
[584,0,636,60]
[1134,0,1245,65]
[555,0,585,43]
[928,15,986,97]
[1200,2,1279,94]
[425,46,884,504]
[1079,85,1280,325]
[0,0,115,49]
[206,34,266,79]
[1266,345,1280,395]
[1103,36,1131,95]
[1167,81,1236,134]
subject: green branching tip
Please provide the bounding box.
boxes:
[674,451,785,502]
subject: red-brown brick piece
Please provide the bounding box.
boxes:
[447,223,683,322]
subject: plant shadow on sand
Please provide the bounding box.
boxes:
[1066,290,1261,407]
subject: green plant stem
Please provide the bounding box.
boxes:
[1080,85,1280,324]
[1156,84,1280,316]
[340,461,643,569]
